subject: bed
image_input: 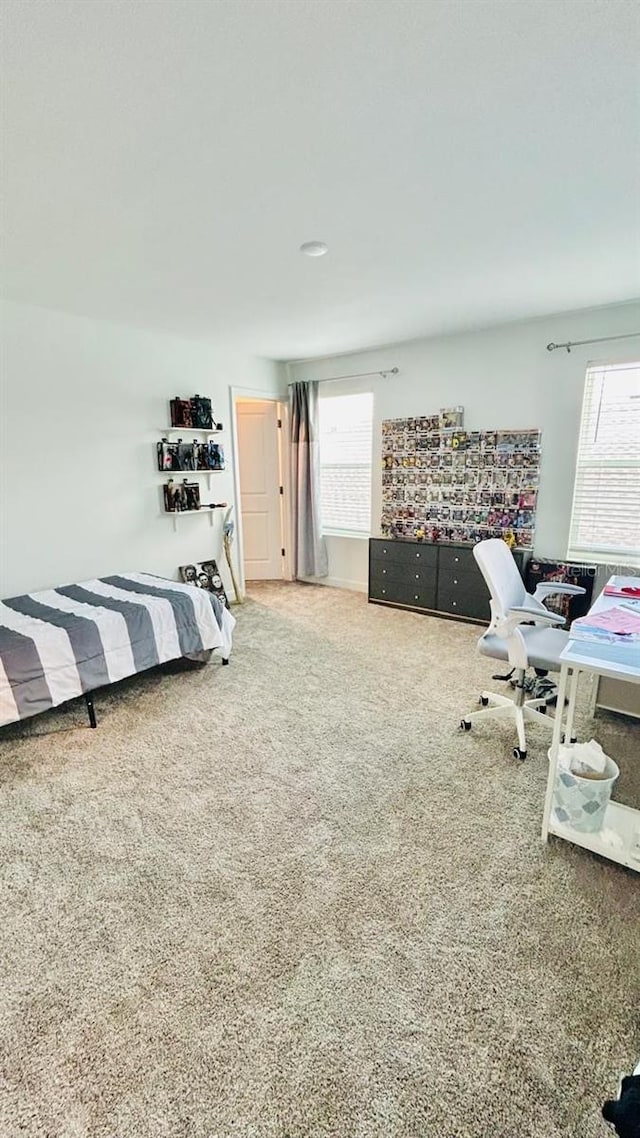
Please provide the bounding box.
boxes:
[0,572,235,728]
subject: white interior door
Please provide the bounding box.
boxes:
[236,400,283,580]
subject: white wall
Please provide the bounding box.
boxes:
[288,300,640,592]
[0,300,285,597]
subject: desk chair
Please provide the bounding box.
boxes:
[460,539,585,760]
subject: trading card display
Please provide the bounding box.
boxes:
[381,417,540,547]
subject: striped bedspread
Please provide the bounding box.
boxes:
[0,572,235,727]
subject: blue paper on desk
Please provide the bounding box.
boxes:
[571,605,640,644]
[565,636,640,673]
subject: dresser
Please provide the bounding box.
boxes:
[368,538,529,624]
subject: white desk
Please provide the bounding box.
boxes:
[541,578,640,872]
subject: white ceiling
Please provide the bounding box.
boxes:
[2,0,639,360]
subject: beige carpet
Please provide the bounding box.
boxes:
[0,582,638,1138]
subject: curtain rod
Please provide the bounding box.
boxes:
[546,332,640,354]
[288,367,399,386]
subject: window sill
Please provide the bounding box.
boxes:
[568,550,640,569]
[322,529,371,541]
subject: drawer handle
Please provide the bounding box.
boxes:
[416,552,420,558]
[454,578,457,585]
[415,573,420,579]
[383,547,387,553]
[383,568,387,574]
[414,594,419,600]
[454,556,459,563]
[452,600,457,607]
[382,588,386,595]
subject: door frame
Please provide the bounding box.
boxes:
[229,387,292,597]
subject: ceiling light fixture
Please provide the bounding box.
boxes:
[300,241,328,257]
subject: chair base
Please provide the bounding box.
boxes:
[460,690,554,760]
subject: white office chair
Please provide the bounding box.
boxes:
[460,539,586,760]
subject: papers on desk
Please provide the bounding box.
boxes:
[570,605,640,646]
[603,575,640,599]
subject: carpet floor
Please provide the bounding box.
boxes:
[0,582,638,1138]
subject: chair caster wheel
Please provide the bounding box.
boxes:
[561,734,578,745]
[513,747,527,761]
[539,704,547,714]
[479,695,489,706]
[460,719,472,732]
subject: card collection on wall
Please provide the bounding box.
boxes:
[381,410,541,548]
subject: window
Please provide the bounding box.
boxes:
[567,361,640,566]
[318,392,374,535]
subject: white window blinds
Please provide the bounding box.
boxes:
[319,393,373,535]
[567,361,640,566]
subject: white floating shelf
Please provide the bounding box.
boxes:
[162,508,225,533]
[158,426,223,435]
[158,468,225,489]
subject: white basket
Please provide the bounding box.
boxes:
[551,745,620,834]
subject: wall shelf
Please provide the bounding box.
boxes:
[159,468,225,489]
[158,426,223,435]
[162,507,224,532]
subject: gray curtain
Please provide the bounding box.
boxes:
[289,380,328,579]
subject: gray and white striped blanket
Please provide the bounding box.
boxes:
[0,572,235,727]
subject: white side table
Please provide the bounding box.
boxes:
[541,581,640,872]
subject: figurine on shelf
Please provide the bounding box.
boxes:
[158,440,180,471]
[178,441,196,471]
[503,528,516,550]
[415,527,425,542]
[191,394,213,430]
[207,441,225,470]
[182,480,201,511]
[431,526,442,543]
[164,478,184,512]
[170,397,193,428]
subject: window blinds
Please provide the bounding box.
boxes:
[319,393,373,534]
[567,361,640,566]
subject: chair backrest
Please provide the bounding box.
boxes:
[473,539,526,623]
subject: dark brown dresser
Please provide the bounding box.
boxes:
[368,538,529,624]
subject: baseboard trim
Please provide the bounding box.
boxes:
[300,575,367,594]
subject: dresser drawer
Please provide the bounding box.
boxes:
[369,577,437,610]
[437,560,484,592]
[436,582,490,622]
[439,543,527,582]
[438,545,478,573]
[370,559,435,587]
[370,539,438,567]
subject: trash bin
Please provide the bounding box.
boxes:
[551,745,620,834]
